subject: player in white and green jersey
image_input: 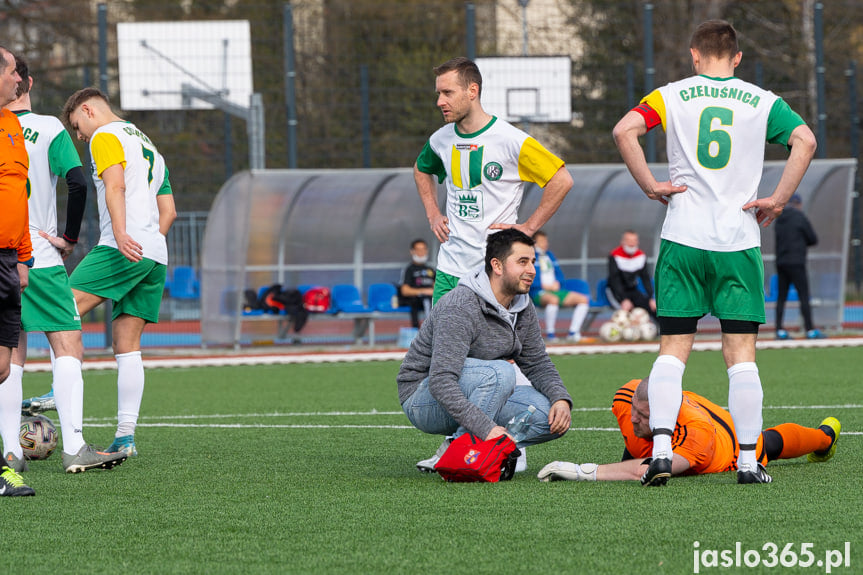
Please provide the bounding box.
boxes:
[61,87,177,458]
[414,57,573,303]
[613,20,817,486]
[1,57,127,473]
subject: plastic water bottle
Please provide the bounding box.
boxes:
[505,405,536,442]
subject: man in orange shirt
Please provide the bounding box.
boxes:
[538,377,840,482]
[0,45,35,496]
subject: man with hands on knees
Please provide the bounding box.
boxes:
[397,229,573,472]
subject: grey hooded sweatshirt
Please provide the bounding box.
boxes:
[397,266,573,440]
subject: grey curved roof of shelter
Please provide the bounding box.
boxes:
[200,160,855,346]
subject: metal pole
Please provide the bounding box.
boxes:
[224,113,233,179]
[519,0,530,56]
[98,4,108,93]
[814,2,827,158]
[848,61,861,291]
[360,64,371,168]
[248,93,266,170]
[626,62,635,109]
[98,3,111,347]
[465,2,476,61]
[283,3,298,169]
[643,3,655,163]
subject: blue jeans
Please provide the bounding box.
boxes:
[401,358,564,447]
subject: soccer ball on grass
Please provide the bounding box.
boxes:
[599,321,622,342]
[19,415,58,460]
[611,309,631,327]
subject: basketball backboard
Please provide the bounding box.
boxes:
[117,20,253,111]
[475,56,572,123]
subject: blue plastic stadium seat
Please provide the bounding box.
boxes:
[563,278,591,296]
[331,284,371,313]
[367,283,411,312]
[593,278,611,308]
[170,266,200,300]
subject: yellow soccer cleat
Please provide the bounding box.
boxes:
[808,417,840,463]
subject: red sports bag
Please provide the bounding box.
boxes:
[434,433,520,483]
[302,286,331,312]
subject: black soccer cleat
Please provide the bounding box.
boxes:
[737,462,773,484]
[0,465,35,497]
[640,457,671,487]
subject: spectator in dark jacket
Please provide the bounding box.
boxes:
[399,239,436,328]
[774,194,821,339]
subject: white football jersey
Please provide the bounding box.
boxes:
[417,117,564,277]
[644,75,804,251]
[16,111,82,269]
[89,121,168,264]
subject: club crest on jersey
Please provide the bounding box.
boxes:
[483,161,502,181]
[464,449,480,464]
[455,190,482,221]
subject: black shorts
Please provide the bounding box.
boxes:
[0,249,22,348]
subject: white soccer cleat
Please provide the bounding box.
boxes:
[416,437,452,473]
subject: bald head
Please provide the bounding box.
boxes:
[0,47,22,107]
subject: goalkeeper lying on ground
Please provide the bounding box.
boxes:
[538,377,840,482]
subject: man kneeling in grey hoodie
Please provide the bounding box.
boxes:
[397,228,573,472]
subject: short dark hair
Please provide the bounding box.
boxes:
[690,20,739,60]
[485,229,534,275]
[62,87,109,127]
[433,56,482,97]
[410,238,427,249]
[532,230,547,240]
[14,54,29,98]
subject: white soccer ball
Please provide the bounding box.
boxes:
[20,415,58,460]
[629,307,650,326]
[611,309,631,327]
[640,321,658,341]
[599,321,622,342]
[621,325,641,341]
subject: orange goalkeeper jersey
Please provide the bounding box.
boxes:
[0,108,32,262]
[612,379,752,475]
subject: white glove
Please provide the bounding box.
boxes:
[537,461,598,482]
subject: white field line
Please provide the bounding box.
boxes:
[80,406,863,435]
[21,336,863,371]
[79,422,863,435]
[80,403,863,423]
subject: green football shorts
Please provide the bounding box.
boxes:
[655,240,765,323]
[432,270,461,305]
[70,245,167,323]
[21,265,82,332]
[532,290,570,306]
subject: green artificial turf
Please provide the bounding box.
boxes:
[8,347,860,574]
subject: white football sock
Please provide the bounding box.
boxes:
[116,351,145,437]
[648,354,685,459]
[728,362,762,469]
[568,302,589,336]
[53,356,86,455]
[544,304,558,335]
[0,365,24,458]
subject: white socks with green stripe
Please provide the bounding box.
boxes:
[116,351,145,438]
